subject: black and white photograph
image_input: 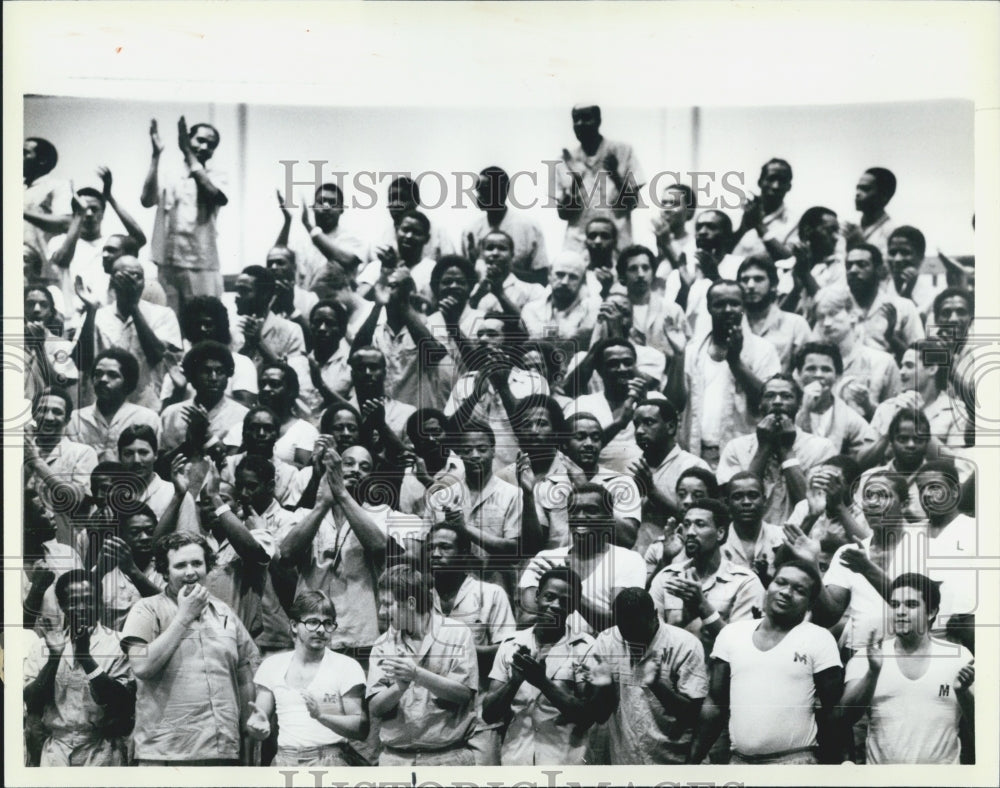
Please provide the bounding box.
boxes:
[5,2,999,786]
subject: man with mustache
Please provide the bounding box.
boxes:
[67,348,160,461]
[845,243,924,356]
[649,498,764,657]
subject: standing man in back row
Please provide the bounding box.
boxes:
[142,116,228,313]
[553,105,644,254]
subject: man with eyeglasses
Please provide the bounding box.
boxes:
[247,591,369,766]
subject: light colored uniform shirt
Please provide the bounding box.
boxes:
[150,161,227,271]
[649,557,765,654]
[366,615,479,751]
[489,626,594,765]
[717,429,838,525]
[93,301,182,411]
[522,290,600,349]
[563,392,643,473]
[122,591,260,762]
[853,288,925,353]
[582,622,708,764]
[681,330,782,459]
[711,619,841,757]
[475,273,547,313]
[160,395,249,453]
[835,341,902,408]
[553,137,645,253]
[747,303,812,371]
[231,310,306,368]
[722,521,786,580]
[23,623,134,739]
[67,402,161,461]
[462,209,550,272]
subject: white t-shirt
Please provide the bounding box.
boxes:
[823,540,887,650]
[253,649,367,748]
[845,637,972,764]
[698,356,728,446]
[712,619,841,757]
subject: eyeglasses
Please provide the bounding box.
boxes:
[298,618,337,632]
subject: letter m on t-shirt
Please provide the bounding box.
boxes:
[939,684,950,697]
[793,652,808,664]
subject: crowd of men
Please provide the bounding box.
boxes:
[21,104,978,768]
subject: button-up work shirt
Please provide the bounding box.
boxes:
[583,623,708,764]
[151,162,227,271]
[367,615,479,751]
[121,591,260,762]
[67,402,161,461]
[489,626,594,765]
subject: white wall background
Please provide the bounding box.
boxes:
[25,96,974,277]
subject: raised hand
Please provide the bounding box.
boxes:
[97,166,113,201]
[375,244,399,270]
[276,188,290,218]
[301,201,313,232]
[241,315,263,347]
[954,659,975,692]
[149,119,164,156]
[603,151,619,174]
[641,649,667,688]
[878,302,898,347]
[837,544,873,576]
[896,267,918,298]
[756,413,779,447]
[801,381,825,414]
[245,700,271,740]
[177,115,192,155]
[381,656,418,687]
[740,193,764,233]
[782,523,820,564]
[725,323,744,364]
[694,249,719,282]
[516,451,537,493]
[42,624,67,656]
[581,653,613,687]
[626,456,654,495]
[171,454,191,496]
[180,404,209,449]
[176,582,209,626]
[322,448,346,499]
[512,650,547,687]
[865,629,883,673]
[101,535,138,575]
[805,479,828,516]
[360,396,387,427]
[301,690,322,719]
[593,266,615,297]
[774,414,797,450]
[442,506,466,534]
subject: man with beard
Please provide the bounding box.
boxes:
[263,246,317,341]
[627,396,709,555]
[279,446,410,665]
[221,406,302,507]
[792,342,877,461]
[680,280,781,467]
[845,243,924,356]
[723,472,785,585]
[581,587,708,765]
[159,341,249,453]
[777,206,845,312]
[276,182,364,290]
[23,570,135,765]
[462,166,549,281]
[717,374,837,524]
[141,117,228,311]
[68,348,160,461]
[426,521,516,765]
[840,573,974,764]
[24,386,99,546]
[553,104,644,254]
[519,484,646,634]
[483,567,594,765]
[468,230,547,314]
[231,265,307,370]
[689,560,843,764]
[842,167,897,259]
[49,171,147,321]
[90,255,182,410]
[522,251,600,355]
[737,255,811,372]
[649,498,764,657]
[733,158,798,259]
